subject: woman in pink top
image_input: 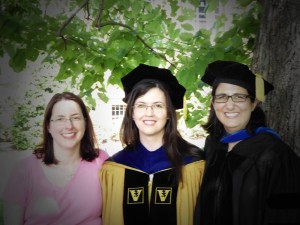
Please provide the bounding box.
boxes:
[3,92,109,225]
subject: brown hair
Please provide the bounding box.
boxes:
[33,92,99,164]
[120,80,201,181]
[202,83,267,139]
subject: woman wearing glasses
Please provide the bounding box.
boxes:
[99,64,205,225]
[3,92,109,225]
[194,60,300,225]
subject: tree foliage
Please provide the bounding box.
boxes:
[0,0,261,148]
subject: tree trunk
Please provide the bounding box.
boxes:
[252,0,300,157]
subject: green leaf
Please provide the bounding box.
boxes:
[206,0,218,12]
[97,90,109,103]
[9,49,27,72]
[56,62,73,80]
[187,0,201,8]
[145,20,163,33]
[179,32,194,41]
[26,47,39,61]
[84,94,96,110]
[216,27,238,43]
[181,23,194,31]
[177,8,196,22]
[81,74,95,90]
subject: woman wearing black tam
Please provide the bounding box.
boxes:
[99,64,205,225]
[194,60,300,225]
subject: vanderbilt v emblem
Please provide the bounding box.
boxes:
[127,187,144,204]
[155,187,172,204]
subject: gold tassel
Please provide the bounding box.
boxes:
[255,73,265,102]
[183,95,188,120]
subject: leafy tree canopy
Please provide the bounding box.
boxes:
[0,0,261,129]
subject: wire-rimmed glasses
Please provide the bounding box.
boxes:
[133,103,167,113]
[50,116,84,126]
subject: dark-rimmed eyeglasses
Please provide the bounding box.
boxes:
[213,94,250,103]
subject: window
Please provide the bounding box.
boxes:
[198,0,207,21]
[112,104,126,120]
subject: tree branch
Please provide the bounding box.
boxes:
[99,21,176,67]
[56,0,90,37]
[95,0,104,28]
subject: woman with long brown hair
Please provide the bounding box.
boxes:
[99,64,205,225]
[3,92,109,225]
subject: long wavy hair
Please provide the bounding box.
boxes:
[120,80,202,181]
[202,83,267,139]
[33,92,99,164]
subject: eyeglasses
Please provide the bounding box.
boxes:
[213,94,250,103]
[50,116,84,126]
[133,103,167,113]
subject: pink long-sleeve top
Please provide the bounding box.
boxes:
[3,150,109,225]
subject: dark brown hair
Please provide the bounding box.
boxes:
[120,80,201,181]
[33,92,99,164]
[202,83,267,139]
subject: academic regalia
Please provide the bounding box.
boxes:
[194,131,300,225]
[99,142,205,225]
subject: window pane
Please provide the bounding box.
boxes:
[111,104,126,120]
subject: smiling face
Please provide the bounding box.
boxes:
[132,87,168,141]
[213,83,257,133]
[48,100,86,153]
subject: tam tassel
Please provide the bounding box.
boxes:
[255,73,265,102]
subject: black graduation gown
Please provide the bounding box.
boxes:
[194,131,300,225]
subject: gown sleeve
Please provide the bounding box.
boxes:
[99,161,126,225]
[177,160,205,225]
[264,140,300,222]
